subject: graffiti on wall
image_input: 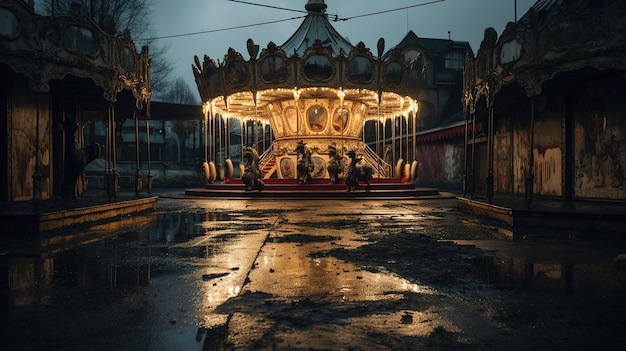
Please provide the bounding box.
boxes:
[495,132,512,192]
[575,111,626,199]
[513,128,530,194]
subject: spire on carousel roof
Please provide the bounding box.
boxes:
[305,0,327,13]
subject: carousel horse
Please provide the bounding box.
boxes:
[327,143,342,184]
[295,141,313,184]
[345,150,372,192]
[241,146,265,191]
[60,119,101,201]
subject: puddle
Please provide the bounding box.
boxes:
[472,253,626,297]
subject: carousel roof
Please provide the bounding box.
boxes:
[193,0,424,122]
[280,1,354,57]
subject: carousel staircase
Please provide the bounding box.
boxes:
[258,148,277,178]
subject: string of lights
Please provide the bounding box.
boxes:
[138,0,445,42]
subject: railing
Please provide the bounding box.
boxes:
[257,147,275,176]
[360,145,391,178]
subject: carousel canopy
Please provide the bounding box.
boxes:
[281,0,354,57]
[192,0,424,124]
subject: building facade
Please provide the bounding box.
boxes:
[463,0,626,203]
[0,0,150,202]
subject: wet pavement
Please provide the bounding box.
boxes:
[1,194,626,350]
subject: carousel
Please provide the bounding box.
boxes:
[186,0,436,197]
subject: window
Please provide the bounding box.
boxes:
[66,26,98,54]
[444,50,465,70]
[0,8,18,38]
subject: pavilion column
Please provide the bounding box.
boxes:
[525,99,535,208]
[145,106,152,195]
[106,102,118,199]
[134,108,142,196]
[463,108,469,196]
[486,102,494,203]
[32,92,43,207]
[469,111,476,196]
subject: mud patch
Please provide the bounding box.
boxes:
[320,231,486,290]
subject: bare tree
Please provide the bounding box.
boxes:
[37,0,173,96]
[158,78,200,105]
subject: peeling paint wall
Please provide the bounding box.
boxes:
[416,139,464,189]
[532,107,563,196]
[513,127,530,194]
[533,147,563,196]
[495,132,512,192]
[574,76,626,200]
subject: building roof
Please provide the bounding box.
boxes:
[384,31,473,58]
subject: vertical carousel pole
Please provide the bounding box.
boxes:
[220,114,224,166]
[203,102,209,184]
[293,89,301,143]
[203,103,208,164]
[404,113,408,165]
[399,114,403,166]
[376,117,380,160]
[240,119,244,162]
[226,116,231,159]
[391,116,396,177]
[262,121,266,153]
[337,88,345,161]
[211,109,215,167]
[255,121,259,150]
[376,111,381,180]
[210,102,217,183]
[413,103,417,166]
[406,111,410,163]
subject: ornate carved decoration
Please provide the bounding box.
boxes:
[0,0,150,105]
[465,0,626,103]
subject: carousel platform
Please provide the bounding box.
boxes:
[185,178,439,199]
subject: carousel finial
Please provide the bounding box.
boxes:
[305,0,327,13]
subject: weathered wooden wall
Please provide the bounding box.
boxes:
[10,79,51,201]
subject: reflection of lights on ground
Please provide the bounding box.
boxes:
[206,285,241,307]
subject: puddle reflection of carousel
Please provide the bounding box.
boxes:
[187,0,431,197]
